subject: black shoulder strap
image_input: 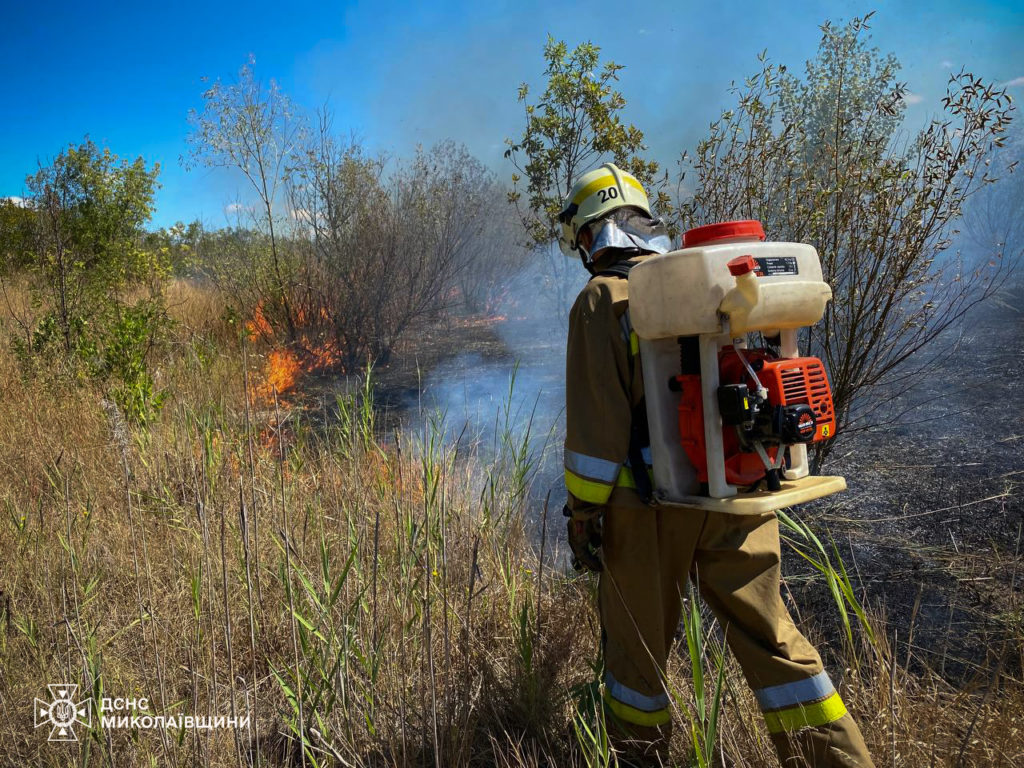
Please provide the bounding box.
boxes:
[628,398,653,503]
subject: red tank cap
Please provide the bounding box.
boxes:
[683,220,765,248]
[728,255,757,276]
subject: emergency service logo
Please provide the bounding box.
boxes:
[34,684,91,742]
[33,684,248,742]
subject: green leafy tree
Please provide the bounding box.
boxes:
[679,14,1015,463]
[505,36,668,248]
[143,220,205,278]
[0,198,34,275]
[10,138,168,423]
[25,139,161,355]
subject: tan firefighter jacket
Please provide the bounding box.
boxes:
[564,254,650,514]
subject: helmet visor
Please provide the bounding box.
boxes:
[584,209,672,259]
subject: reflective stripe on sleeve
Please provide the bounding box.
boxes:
[761,692,848,734]
[564,449,620,484]
[565,470,614,505]
[754,671,836,712]
[564,449,620,504]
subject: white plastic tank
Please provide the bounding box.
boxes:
[629,221,833,502]
[629,221,831,339]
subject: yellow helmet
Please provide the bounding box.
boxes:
[557,162,652,256]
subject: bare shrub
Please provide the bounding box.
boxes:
[288,128,508,367]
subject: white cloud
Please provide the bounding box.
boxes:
[941,60,953,69]
[1003,76,1024,88]
[1,196,26,207]
[224,202,246,216]
[902,92,925,105]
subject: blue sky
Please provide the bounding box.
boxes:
[2,0,1022,229]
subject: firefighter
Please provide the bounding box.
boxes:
[559,163,875,767]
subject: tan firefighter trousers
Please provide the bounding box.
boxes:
[599,487,875,767]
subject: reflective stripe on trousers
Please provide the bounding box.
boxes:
[754,671,849,734]
[603,670,671,727]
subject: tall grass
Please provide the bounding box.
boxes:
[0,279,1020,766]
[677,587,728,768]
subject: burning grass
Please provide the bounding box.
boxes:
[244,300,347,406]
[0,279,1021,766]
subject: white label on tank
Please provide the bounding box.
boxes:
[754,257,799,277]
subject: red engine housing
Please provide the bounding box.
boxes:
[676,348,836,487]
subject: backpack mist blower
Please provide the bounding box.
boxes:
[628,220,845,514]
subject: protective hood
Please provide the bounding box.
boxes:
[579,208,673,264]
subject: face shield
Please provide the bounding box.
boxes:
[577,208,673,264]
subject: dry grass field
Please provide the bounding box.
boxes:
[0,279,1021,767]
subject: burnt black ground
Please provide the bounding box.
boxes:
[794,282,1024,682]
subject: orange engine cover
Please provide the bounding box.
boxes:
[676,348,836,487]
[755,356,836,442]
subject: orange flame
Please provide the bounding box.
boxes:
[246,302,274,340]
[245,299,349,410]
[257,348,302,401]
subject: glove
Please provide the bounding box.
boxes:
[564,504,603,572]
